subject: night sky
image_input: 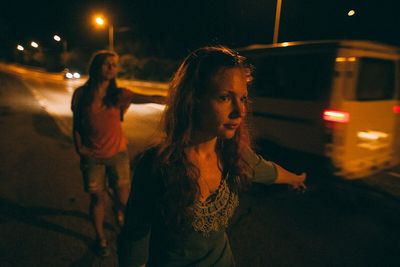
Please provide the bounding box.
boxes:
[1,0,399,60]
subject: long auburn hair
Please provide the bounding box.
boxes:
[156,46,254,229]
[78,50,121,109]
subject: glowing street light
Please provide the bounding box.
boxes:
[94,15,114,51]
[53,35,61,42]
[53,34,68,52]
[31,41,39,48]
[17,45,24,51]
[95,16,105,26]
[348,9,356,17]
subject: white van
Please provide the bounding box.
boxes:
[239,40,400,179]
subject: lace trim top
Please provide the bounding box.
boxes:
[191,178,239,236]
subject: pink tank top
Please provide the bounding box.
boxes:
[72,87,133,158]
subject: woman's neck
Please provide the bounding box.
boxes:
[186,136,218,158]
[94,80,110,99]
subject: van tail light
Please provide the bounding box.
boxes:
[323,109,350,123]
[393,105,400,114]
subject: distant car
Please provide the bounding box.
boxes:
[62,68,81,79]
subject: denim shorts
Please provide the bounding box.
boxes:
[80,150,131,193]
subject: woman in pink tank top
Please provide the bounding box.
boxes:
[71,50,164,257]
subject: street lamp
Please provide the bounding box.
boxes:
[53,34,68,53]
[17,45,24,51]
[31,41,39,48]
[347,9,356,17]
[94,15,114,51]
[273,0,283,44]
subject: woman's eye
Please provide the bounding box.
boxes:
[241,96,250,104]
[219,95,231,102]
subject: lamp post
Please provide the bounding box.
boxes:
[347,9,356,17]
[273,0,283,44]
[29,40,44,66]
[53,34,68,53]
[30,40,43,53]
[94,15,114,51]
[30,41,39,49]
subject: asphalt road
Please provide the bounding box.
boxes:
[1,70,400,267]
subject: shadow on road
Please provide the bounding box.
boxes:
[0,196,123,265]
[32,112,72,144]
[0,196,97,244]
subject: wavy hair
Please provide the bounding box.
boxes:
[156,46,254,229]
[79,50,120,108]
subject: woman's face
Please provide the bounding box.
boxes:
[196,66,248,140]
[100,55,118,81]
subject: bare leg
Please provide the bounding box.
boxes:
[114,184,130,226]
[119,184,130,206]
[90,191,107,242]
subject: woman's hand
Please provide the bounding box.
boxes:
[288,172,307,193]
[78,146,94,157]
[274,164,307,192]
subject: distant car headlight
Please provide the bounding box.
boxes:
[65,72,73,79]
[64,71,81,79]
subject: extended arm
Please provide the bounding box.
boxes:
[129,91,165,104]
[242,146,307,190]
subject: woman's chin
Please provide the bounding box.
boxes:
[218,131,236,140]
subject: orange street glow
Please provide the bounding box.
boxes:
[95,16,105,26]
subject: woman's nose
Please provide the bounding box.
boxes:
[230,98,245,118]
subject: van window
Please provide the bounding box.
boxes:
[249,53,335,100]
[356,58,395,100]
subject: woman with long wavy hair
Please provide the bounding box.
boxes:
[71,50,164,257]
[119,46,306,266]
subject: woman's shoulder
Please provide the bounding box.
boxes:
[118,87,133,96]
[131,146,164,190]
[72,85,91,100]
[72,85,84,97]
[137,145,160,159]
[117,87,136,103]
[71,86,87,110]
[131,146,161,170]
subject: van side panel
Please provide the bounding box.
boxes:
[331,55,398,178]
[241,40,400,178]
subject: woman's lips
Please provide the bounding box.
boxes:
[224,123,239,129]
